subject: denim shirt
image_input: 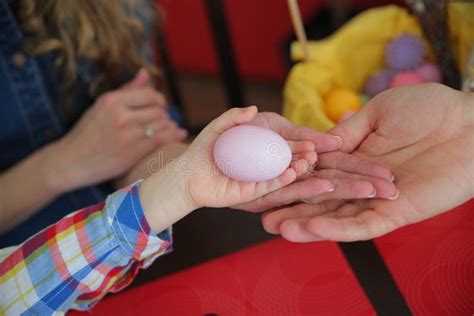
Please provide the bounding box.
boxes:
[0,1,161,246]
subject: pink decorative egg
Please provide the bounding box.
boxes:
[213,125,292,182]
[389,71,425,88]
[415,62,442,82]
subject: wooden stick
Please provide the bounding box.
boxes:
[287,0,309,61]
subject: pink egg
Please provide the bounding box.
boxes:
[213,125,292,182]
[389,71,425,88]
[416,62,442,82]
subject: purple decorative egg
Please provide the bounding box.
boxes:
[389,71,425,88]
[416,62,442,82]
[364,69,396,97]
[213,125,292,182]
[386,34,425,70]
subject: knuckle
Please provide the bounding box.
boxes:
[144,88,162,103]
[99,92,116,106]
[117,130,132,144]
[264,112,279,120]
[113,111,128,127]
[156,92,166,105]
[350,181,373,197]
[261,215,277,234]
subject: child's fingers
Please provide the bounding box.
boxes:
[252,168,297,199]
[205,106,258,135]
[292,151,317,166]
[291,159,310,176]
[287,140,315,154]
[317,151,393,181]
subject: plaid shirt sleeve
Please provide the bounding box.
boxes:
[0,180,172,315]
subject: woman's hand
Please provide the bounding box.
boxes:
[0,70,187,233]
[262,84,474,242]
[52,70,187,192]
[231,112,396,212]
[139,106,316,233]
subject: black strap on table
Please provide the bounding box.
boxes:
[205,0,245,107]
[339,241,412,315]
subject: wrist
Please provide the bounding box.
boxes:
[139,159,196,233]
[42,139,84,195]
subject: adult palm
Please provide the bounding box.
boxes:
[263,84,474,242]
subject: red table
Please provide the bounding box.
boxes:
[71,201,474,315]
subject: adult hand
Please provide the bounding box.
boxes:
[262,84,474,242]
[52,69,187,192]
[232,112,396,212]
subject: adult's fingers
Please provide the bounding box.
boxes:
[104,86,166,109]
[317,151,393,181]
[261,200,344,234]
[132,120,187,146]
[123,68,150,88]
[301,178,376,203]
[328,106,373,153]
[128,106,169,125]
[279,218,323,242]
[306,209,398,241]
[278,119,343,152]
[150,122,188,144]
[279,218,324,243]
[278,203,362,242]
[315,169,398,199]
[235,177,334,212]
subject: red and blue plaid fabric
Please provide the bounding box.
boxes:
[0,181,172,315]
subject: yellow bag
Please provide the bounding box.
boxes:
[283,4,473,131]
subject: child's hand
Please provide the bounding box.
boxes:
[140,106,315,233]
[182,106,316,209]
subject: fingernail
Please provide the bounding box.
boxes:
[245,105,257,112]
[334,136,343,148]
[327,182,335,192]
[390,175,395,182]
[388,189,399,200]
[368,189,377,198]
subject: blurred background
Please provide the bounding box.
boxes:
[155,0,404,130]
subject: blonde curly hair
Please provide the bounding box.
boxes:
[16,0,159,98]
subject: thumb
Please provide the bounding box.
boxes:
[205,106,258,135]
[328,105,373,153]
[123,68,150,88]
